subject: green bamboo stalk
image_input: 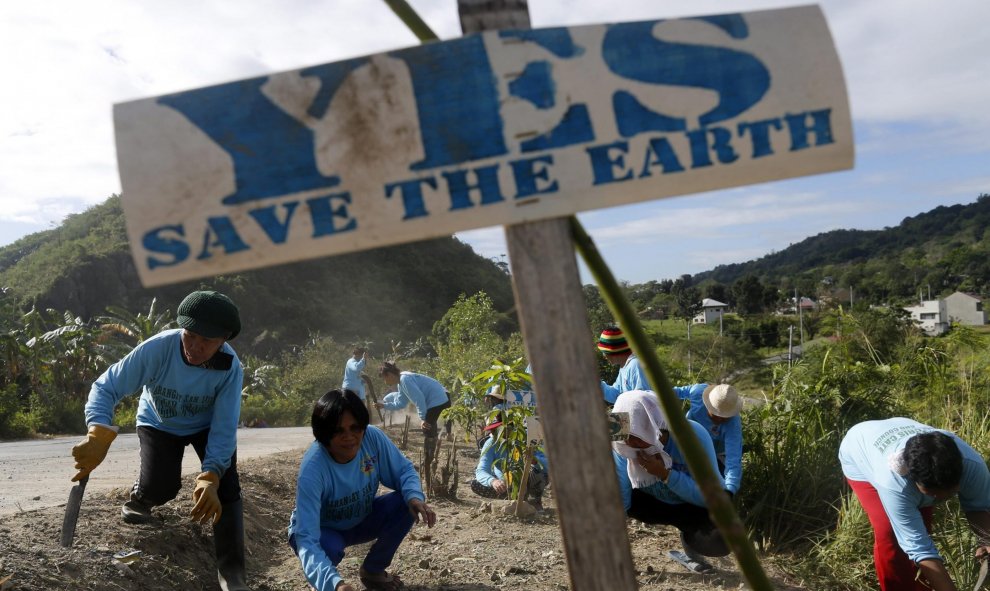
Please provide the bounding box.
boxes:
[382,0,440,42]
[569,216,774,591]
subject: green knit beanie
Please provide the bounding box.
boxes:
[177,290,240,340]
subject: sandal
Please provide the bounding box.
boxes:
[359,568,404,591]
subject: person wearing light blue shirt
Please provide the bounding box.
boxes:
[71,290,251,590]
[840,417,990,591]
[673,383,744,496]
[341,347,368,400]
[596,327,651,404]
[611,390,728,559]
[289,389,435,591]
[470,420,549,508]
[375,362,451,439]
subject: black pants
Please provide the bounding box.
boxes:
[627,489,728,557]
[470,465,548,501]
[627,489,711,530]
[423,400,453,437]
[134,426,241,506]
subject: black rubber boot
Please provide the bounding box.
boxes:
[121,489,158,525]
[214,498,251,591]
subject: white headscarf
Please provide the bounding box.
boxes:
[612,390,673,488]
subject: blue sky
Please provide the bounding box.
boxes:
[1,0,987,284]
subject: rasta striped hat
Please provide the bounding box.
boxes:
[597,327,631,355]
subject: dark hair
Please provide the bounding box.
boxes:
[378,361,400,377]
[352,346,367,356]
[904,432,963,490]
[311,389,370,445]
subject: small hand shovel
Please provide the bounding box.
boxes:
[59,475,88,547]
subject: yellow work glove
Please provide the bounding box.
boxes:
[71,424,118,482]
[190,471,222,524]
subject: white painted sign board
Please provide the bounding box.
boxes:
[115,5,852,287]
[503,389,537,407]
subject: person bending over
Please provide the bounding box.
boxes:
[673,383,744,497]
[840,417,990,591]
[375,362,452,441]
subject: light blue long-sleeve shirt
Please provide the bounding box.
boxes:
[600,355,651,404]
[674,383,744,494]
[341,356,367,399]
[288,427,424,591]
[474,435,548,487]
[839,417,990,564]
[84,329,243,477]
[614,419,723,509]
[380,372,448,420]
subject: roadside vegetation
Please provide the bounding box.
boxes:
[2,281,989,589]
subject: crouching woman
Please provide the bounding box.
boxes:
[611,390,729,561]
[288,390,436,591]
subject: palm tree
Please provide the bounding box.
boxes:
[97,298,176,353]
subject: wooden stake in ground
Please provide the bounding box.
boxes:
[514,443,535,516]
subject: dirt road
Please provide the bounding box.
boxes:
[0,426,314,515]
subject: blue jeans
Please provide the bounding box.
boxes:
[289,491,414,573]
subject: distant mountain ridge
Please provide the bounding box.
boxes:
[692,195,990,299]
[0,195,515,356]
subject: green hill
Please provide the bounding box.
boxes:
[0,195,515,356]
[691,194,990,303]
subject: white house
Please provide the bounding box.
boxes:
[904,299,949,336]
[693,298,728,325]
[944,291,986,326]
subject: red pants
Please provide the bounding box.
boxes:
[847,478,934,591]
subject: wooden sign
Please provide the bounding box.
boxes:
[114,5,852,286]
[502,389,537,407]
[525,415,544,446]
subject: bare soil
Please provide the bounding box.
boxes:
[0,425,805,590]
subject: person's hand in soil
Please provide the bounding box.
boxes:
[409,498,436,528]
[491,478,508,495]
[336,582,356,591]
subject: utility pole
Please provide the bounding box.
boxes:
[788,325,794,367]
[796,288,805,348]
[687,318,692,377]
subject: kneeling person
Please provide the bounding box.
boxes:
[289,390,436,591]
[470,419,549,509]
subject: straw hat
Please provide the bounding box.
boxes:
[486,385,506,400]
[702,384,743,418]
